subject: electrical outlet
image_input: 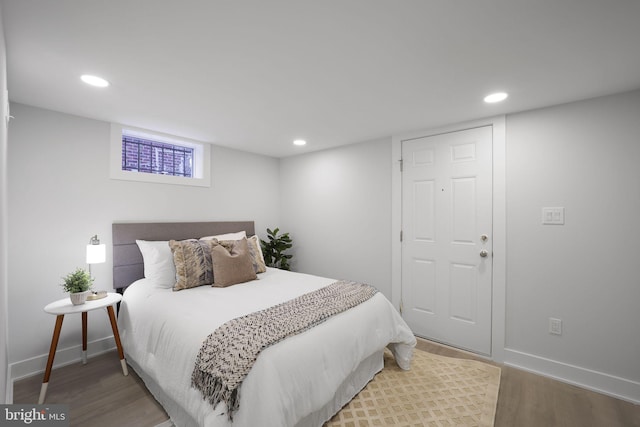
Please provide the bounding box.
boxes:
[549,318,562,335]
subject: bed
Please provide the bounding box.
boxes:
[113,221,416,427]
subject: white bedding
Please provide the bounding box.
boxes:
[118,268,416,427]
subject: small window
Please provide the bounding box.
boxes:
[110,124,210,187]
[122,133,194,177]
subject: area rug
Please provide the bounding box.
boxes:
[155,349,500,427]
[324,349,501,427]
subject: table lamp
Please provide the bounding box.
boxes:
[86,234,106,278]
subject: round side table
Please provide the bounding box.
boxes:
[38,292,128,404]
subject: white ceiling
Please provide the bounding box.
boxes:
[2,0,640,158]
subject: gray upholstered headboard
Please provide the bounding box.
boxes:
[112,221,256,290]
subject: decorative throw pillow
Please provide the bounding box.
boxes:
[169,239,216,291]
[247,235,267,273]
[211,237,257,287]
[136,240,176,288]
[218,235,266,274]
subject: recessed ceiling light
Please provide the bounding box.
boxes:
[293,139,307,146]
[484,92,508,103]
[81,74,110,88]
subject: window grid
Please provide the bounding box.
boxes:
[122,135,194,177]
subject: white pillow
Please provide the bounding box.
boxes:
[199,231,247,241]
[136,240,176,288]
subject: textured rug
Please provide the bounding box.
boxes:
[325,349,501,427]
[155,349,500,427]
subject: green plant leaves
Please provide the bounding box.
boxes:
[260,227,293,270]
[61,268,93,293]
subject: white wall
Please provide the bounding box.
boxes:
[280,90,640,402]
[7,103,280,378]
[504,90,640,401]
[0,4,9,403]
[279,138,393,297]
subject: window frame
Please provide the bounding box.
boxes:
[110,123,211,187]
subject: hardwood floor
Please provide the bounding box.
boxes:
[13,342,640,427]
[414,339,640,427]
[12,351,169,427]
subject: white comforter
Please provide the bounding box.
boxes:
[118,268,416,427]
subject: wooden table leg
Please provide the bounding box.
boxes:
[81,311,88,365]
[106,305,128,376]
[39,314,64,404]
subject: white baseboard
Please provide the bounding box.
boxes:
[8,335,117,399]
[504,348,640,405]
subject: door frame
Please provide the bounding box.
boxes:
[391,116,506,362]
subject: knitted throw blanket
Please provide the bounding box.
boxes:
[191,280,378,420]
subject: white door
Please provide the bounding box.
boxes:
[401,126,493,355]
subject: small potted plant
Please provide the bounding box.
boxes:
[61,268,94,305]
[260,227,293,270]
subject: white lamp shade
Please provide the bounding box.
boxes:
[86,243,106,264]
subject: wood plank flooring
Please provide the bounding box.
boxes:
[12,340,640,427]
[415,339,640,427]
[13,351,168,427]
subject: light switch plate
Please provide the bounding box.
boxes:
[542,207,565,225]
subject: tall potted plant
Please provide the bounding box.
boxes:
[61,268,94,305]
[260,228,293,270]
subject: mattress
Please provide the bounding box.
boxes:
[118,267,416,426]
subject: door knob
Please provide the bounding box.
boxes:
[480,250,488,258]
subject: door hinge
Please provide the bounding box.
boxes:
[399,158,403,172]
[399,300,404,315]
[400,230,403,242]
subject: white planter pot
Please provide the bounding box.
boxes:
[69,290,91,305]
